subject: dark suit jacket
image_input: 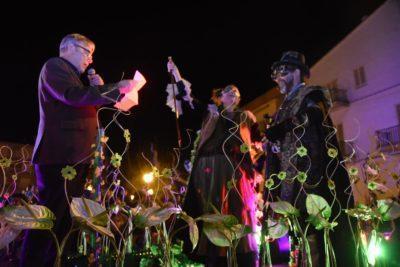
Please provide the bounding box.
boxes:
[32,57,121,164]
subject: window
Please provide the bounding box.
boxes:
[353,66,367,88]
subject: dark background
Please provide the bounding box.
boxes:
[0,1,384,176]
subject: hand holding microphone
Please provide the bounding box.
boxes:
[87,68,105,86]
[117,80,135,94]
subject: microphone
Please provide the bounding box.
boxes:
[87,68,96,76]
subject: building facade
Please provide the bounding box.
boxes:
[246,0,400,202]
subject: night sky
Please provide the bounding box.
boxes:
[0,1,383,176]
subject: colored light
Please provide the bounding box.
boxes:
[143,172,154,184]
[130,194,135,200]
[147,189,154,195]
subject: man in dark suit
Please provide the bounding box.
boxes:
[20,33,134,266]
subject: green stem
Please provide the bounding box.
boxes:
[293,216,312,266]
[59,227,79,258]
[260,221,273,267]
[49,230,61,267]
[324,228,330,267]
[327,231,337,267]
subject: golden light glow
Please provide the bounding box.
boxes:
[130,194,135,200]
[143,172,154,184]
[147,189,154,195]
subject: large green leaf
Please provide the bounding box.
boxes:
[0,221,21,249]
[270,201,300,217]
[377,199,400,221]
[203,222,252,247]
[306,194,331,219]
[70,198,114,238]
[197,213,240,233]
[0,204,55,230]
[180,212,199,251]
[134,204,181,228]
[267,218,288,239]
[306,215,337,230]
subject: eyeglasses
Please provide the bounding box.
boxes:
[271,64,296,80]
[74,44,93,58]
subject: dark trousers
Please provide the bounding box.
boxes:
[19,164,87,267]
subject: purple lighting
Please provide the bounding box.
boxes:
[278,234,290,253]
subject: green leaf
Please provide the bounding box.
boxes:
[171,243,182,255]
[203,222,231,247]
[197,213,234,224]
[134,204,181,228]
[0,204,55,230]
[377,199,400,221]
[202,222,251,247]
[270,201,299,217]
[306,194,331,219]
[180,212,199,251]
[70,198,114,238]
[267,218,288,239]
[306,215,337,230]
[222,215,239,228]
[150,244,160,256]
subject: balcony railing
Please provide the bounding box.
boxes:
[376,125,400,146]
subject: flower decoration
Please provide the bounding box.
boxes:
[348,167,359,176]
[162,168,172,178]
[110,153,122,168]
[328,179,335,190]
[124,129,131,143]
[327,148,338,158]
[296,146,308,157]
[367,181,378,191]
[265,179,275,189]
[240,143,250,153]
[277,171,287,180]
[61,165,77,180]
[296,172,307,183]
[0,158,11,168]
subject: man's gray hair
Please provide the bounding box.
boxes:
[59,33,94,53]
